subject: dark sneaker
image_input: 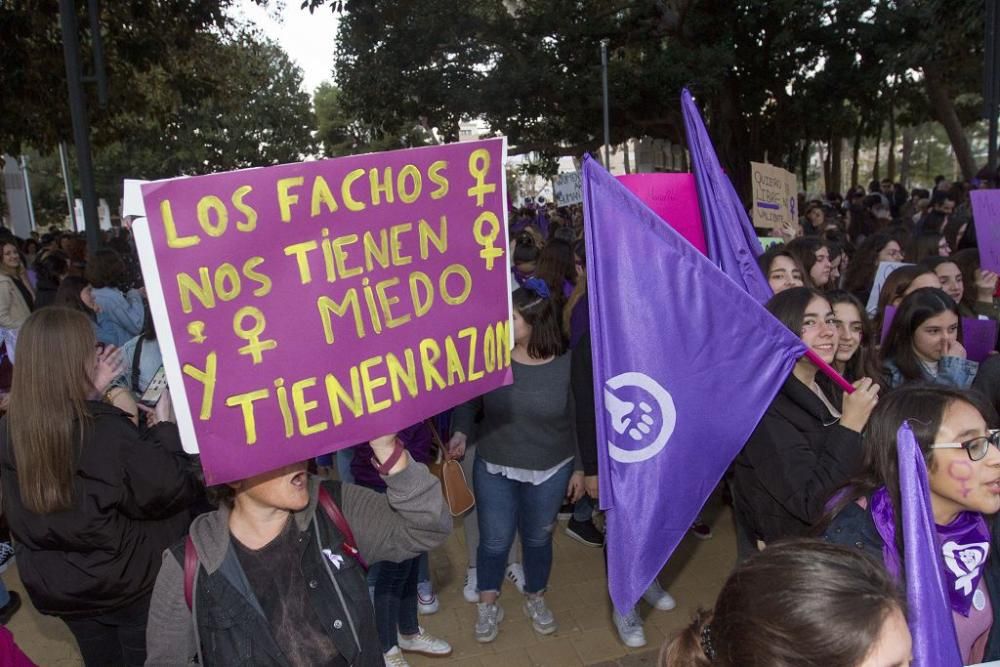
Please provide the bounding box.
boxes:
[565,518,604,547]
[0,591,21,625]
[690,519,713,540]
[557,502,573,520]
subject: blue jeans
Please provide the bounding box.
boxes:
[474,456,573,595]
[367,557,420,652]
[0,577,8,608]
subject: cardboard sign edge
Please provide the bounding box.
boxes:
[132,216,201,454]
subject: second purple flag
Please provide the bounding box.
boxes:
[582,156,807,614]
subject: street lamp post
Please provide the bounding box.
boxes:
[601,39,611,168]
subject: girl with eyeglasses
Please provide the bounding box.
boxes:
[882,287,978,390]
[822,384,1000,665]
[842,232,906,304]
[730,288,880,557]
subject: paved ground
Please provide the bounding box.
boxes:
[5,496,735,666]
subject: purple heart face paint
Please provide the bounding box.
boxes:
[928,400,1000,523]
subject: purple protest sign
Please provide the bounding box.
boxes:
[881,305,998,362]
[616,174,708,254]
[135,139,513,484]
[971,190,1000,274]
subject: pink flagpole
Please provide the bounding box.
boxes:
[804,348,855,394]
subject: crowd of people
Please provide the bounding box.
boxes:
[0,169,997,667]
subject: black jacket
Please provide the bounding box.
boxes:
[170,482,377,666]
[0,402,199,618]
[571,328,598,477]
[731,375,863,543]
[825,502,1000,661]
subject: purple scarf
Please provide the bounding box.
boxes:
[871,487,991,616]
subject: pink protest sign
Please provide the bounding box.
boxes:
[135,139,513,484]
[971,190,1000,274]
[616,173,707,254]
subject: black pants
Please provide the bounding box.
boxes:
[62,594,151,667]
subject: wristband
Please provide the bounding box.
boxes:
[371,438,405,475]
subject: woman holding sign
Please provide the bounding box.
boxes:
[146,435,452,667]
[449,279,584,644]
[822,385,1000,664]
[0,307,199,666]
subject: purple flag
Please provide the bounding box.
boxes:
[681,89,772,303]
[582,156,807,613]
[897,422,963,666]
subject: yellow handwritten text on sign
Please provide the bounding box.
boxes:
[135,138,513,485]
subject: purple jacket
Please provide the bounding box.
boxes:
[351,422,434,490]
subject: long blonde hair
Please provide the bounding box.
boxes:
[8,308,95,513]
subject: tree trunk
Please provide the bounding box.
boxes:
[872,118,882,183]
[800,141,810,192]
[830,135,843,195]
[923,62,977,179]
[887,105,897,182]
[623,140,632,174]
[821,140,831,193]
[900,127,914,188]
[851,116,864,188]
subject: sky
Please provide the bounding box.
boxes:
[231,0,340,95]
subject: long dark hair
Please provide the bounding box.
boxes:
[882,287,962,383]
[950,248,985,314]
[534,238,575,298]
[757,245,806,288]
[872,265,937,336]
[819,384,996,555]
[512,286,565,359]
[785,237,829,289]
[841,232,894,295]
[661,539,905,667]
[766,286,828,336]
[825,290,882,384]
[54,276,97,321]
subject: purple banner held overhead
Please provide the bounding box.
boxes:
[135,139,513,485]
[583,156,806,615]
[971,190,1000,274]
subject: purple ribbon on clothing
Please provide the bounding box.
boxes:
[871,486,990,616]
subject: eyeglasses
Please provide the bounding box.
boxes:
[930,429,1000,461]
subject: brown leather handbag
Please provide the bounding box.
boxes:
[427,420,475,516]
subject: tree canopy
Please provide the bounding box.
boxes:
[324,0,989,194]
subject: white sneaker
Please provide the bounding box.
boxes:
[416,581,439,615]
[383,646,411,667]
[463,567,479,603]
[474,602,504,643]
[523,595,557,635]
[613,608,647,648]
[505,562,525,594]
[397,627,452,657]
[642,579,676,611]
